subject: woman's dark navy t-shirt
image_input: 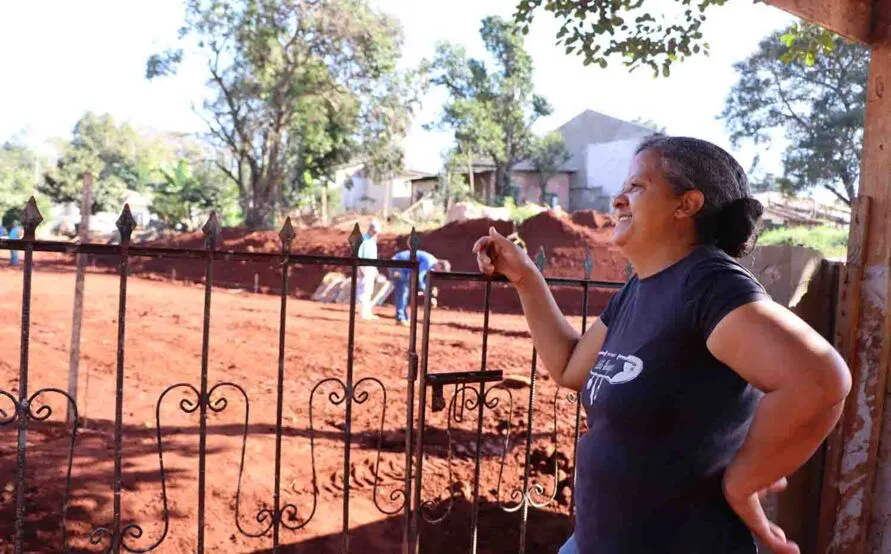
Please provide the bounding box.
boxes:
[574,246,770,553]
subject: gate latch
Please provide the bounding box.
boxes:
[425,370,503,413]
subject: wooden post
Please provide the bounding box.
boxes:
[321,184,329,225]
[759,2,890,552]
[383,176,392,220]
[466,151,475,197]
[817,197,870,553]
[67,173,92,425]
[831,4,891,551]
[761,0,872,43]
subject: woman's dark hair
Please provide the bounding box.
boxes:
[635,135,763,258]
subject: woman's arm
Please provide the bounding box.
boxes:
[708,299,851,553]
[473,227,607,390]
[514,267,609,390]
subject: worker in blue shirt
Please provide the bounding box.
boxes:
[8,221,22,266]
[389,249,450,326]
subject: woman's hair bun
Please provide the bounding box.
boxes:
[713,197,763,258]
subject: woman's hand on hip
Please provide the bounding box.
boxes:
[723,474,800,554]
[471,227,535,286]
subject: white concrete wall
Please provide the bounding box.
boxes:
[583,138,642,199]
[335,164,415,213]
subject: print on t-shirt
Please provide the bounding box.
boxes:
[585,350,644,404]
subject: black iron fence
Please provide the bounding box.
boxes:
[0,197,623,553]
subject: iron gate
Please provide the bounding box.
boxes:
[0,197,623,553]
[412,251,623,553]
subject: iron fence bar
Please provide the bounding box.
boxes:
[196,214,220,554]
[0,239,415,269]
[342,224,364,554]
[567,250,594,523]
[402,229,421,554]
[516,249,549,553]
[425,371,503,386]
[14,200,40,554]
[469,280,492,554]
[428,270,621,289]
[568,280,591,523]
[518,346,538,554]
[111,207,136,553]
[273,218,295,552]
[411,271,436,554]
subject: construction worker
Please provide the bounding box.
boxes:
[8,221,22,266]
[389,249,450,326]
[356,218,381,320]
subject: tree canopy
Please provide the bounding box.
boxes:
[720,23,868,205]
[513,0,838,76]
[426,15,552,204]
[0,140,44,227]
[40,112,174,214]
[147,0,420,229]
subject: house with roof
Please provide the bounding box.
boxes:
[414,110,656,212]
[332,161,433,214]
[557,110,656,211]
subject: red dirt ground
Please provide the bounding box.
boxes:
[0,258,610,553]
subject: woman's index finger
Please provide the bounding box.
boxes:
[472,236,490,253]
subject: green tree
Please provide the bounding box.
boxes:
[438,147,476,209]
[41,112,174,213]
[150,158,240,230]
[0,140,43,225]
[528,132,570,204]
[148,0,418,229]
[426,15,552,204]
[513,0,838,76]
[720,24,868,205]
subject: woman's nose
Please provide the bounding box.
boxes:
[612,192,628,210]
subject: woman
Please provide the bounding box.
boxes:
[473,136,850,554]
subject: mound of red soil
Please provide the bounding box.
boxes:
[570,210,615,230]
[90,212,625,316]
[406,212,626,316]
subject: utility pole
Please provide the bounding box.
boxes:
[67,173,92,425]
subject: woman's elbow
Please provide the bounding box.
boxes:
[816,350,851,407]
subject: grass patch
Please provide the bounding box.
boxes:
[758,225,848,259]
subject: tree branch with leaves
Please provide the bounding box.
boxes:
[514,0,839,77]
[720,23,867,205]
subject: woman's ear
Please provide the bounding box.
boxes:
[676,190,705,220]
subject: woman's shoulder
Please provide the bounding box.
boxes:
[683,246,763,290]
[682,247,771,336]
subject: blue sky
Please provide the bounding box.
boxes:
[0,0,796,176]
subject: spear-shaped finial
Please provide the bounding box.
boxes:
[202,211,221,250]
[279,217,296,253]
[348,223,363,257]
[22,196,43,239]
[534,246,547,272]
[116,204,136,245]
[583,247,593,280]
